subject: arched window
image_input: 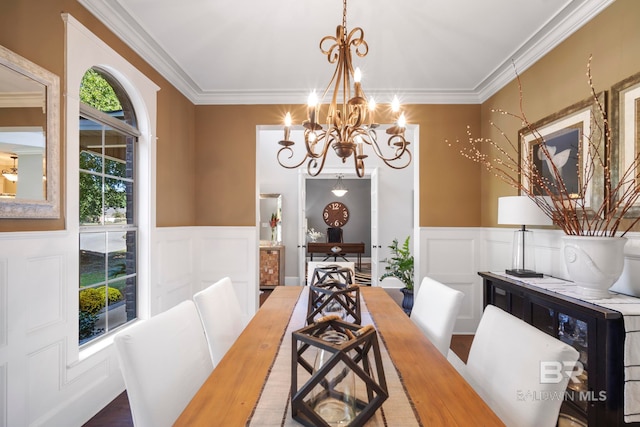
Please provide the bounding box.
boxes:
[78,68,139,345]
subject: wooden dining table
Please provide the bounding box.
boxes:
[174,286,504,426]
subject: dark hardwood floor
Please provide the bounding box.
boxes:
[83,287,474,426]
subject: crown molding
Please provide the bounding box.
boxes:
[476,0,615,102]
[79,0,614,105]
[188,88,482,105]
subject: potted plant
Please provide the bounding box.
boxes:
[380,236,414,314]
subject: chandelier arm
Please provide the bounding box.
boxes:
[382,149,413,169]
[276,146,311,170]
[307,154,329,177]
[365,130,389,159]
[388,136,411,162]
[346,27,368,58]
[320,34,341,64]
[365,132,411,163]
[305,129,332,159]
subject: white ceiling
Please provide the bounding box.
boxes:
[78,0,613,105]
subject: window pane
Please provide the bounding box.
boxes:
[80,233,106,288]
[106,230,136,279]
[80,150,103,173]
[105,278,128,331]
[79,172,103,225]
[104,128,127,178]
[79,283,107,344]
[104,177,131,225]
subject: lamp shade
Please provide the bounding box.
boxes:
[498,196,552,226]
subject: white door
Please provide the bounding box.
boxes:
[370,168,380,286]
[298,171,307,285]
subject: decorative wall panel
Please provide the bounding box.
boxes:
[27,342,61,424]
[25,256,64,333]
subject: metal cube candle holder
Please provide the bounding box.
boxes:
[291,317,388,427]
[307,279,361,325]
[309,265,353,287]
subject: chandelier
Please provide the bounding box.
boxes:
[331,174,348,197]
[1,156,18,182]
[277,0,411,178]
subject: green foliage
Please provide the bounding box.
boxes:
[105,286,123,305]
[380,236,414,290]
[79,154,128,224]
[79,310,99,340]
[79,286,123,315]
[79,69,122,112]
[79,288,105,314]
[79,171,102,224]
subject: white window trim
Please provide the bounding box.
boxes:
[63,13,159,364]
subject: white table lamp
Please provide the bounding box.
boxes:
[498,196,552,278]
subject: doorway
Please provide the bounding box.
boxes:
[300,171,376,286]
[256,125,419,288]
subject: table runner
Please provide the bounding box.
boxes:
[248,287,421,426]
[494,272,640,423]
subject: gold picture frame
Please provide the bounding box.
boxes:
[518,93,606,214]
[611,71,640,217]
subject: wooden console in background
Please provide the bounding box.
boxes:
[260,245,285,288]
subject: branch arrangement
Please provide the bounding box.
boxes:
[449,56,640,237]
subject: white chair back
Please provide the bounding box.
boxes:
[410,276,464,356]
[465,305,580,427]
[114,300,213,427]
[307,261,355,285]
[194,277,246,366]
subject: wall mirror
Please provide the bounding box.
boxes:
[0,44,60,218]
[260,193,282,244]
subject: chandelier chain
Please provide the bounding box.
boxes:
[342,0,347,33]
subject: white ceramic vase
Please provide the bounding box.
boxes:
[562,235,627,299]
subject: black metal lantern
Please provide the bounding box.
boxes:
[307,279,361,325]
[309,264,353,287]
[291,316,388,426]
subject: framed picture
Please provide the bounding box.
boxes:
[611,71,640,217]
[519,93,606,212]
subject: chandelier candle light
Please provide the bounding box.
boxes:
[277,0,411,177]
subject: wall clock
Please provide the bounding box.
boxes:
[323,201,349,227]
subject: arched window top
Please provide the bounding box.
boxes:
[80,67,137,130]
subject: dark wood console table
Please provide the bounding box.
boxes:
[307,242,365,271]
[479,272,633,426]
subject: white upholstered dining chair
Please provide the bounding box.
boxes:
[455,304,579,427]
[410,276,464,356]
[113,300,213,427]
[193,276,247,366]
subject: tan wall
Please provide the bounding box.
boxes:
[4,0,637,231]
[480,0,640,228]
[0,0,197,231]
[194,103,481,226]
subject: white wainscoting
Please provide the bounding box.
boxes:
[2,225,640,426]
[419,227,483,333]
[0,226,258,427]
[421,227,640,334]
[155,226,259,324]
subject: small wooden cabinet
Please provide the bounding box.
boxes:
[260,245,284,288]
[479,272,632,426]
